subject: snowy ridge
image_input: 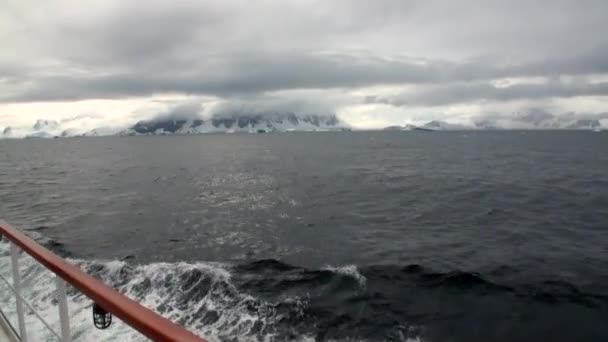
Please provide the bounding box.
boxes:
[125,112,349,135]
[0,120,125,139]
[2,110,606,138]
[421,121,471,131]
[0,112,349,139]
[383,117,605,131]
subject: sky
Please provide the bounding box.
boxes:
[1,0,608,130]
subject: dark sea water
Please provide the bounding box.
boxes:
[0,131,607,341]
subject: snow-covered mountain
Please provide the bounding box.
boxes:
[0,112,348,138]
[566,119,601,130]
[1,110,605,139]
[0,123,123,139]
[421,121,473,130]
[383,121,474,131]
[383,124,432,131]
[384,117,605,131]
[124,112,349,135]
[1,119,63,138]
[383,125,407,131]
[473,110,606,130]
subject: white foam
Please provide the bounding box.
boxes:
[323,265,367,288]
[0,240,424,341]
[0,240,308,341]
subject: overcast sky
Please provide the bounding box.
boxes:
[1,0,608,129]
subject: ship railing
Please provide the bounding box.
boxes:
[0,220,207,342]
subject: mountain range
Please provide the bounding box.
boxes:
[0,112,349,138]
[383,118,603,131]
[1,111,605,139]
[126,112,347,135]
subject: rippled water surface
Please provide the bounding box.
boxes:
[0,131,607,341]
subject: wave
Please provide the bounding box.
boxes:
[1,239,607,341]
[0,241,389,342]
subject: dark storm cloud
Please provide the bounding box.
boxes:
[2,0,608,103]
[6,50,608,103]
[0,54,484,102]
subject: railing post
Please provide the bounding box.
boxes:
[55,277,72,342]
[10,242,28,342]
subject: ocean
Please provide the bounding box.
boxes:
[0,131,607,341]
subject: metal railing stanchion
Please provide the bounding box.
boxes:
[10,243,27,342]
[56,277,72,342]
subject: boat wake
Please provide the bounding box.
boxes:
[2,237,607,341]
[0,239,421,341]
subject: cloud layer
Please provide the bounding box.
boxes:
[1,0,608,128]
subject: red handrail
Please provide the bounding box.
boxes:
[0,220,207,342]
